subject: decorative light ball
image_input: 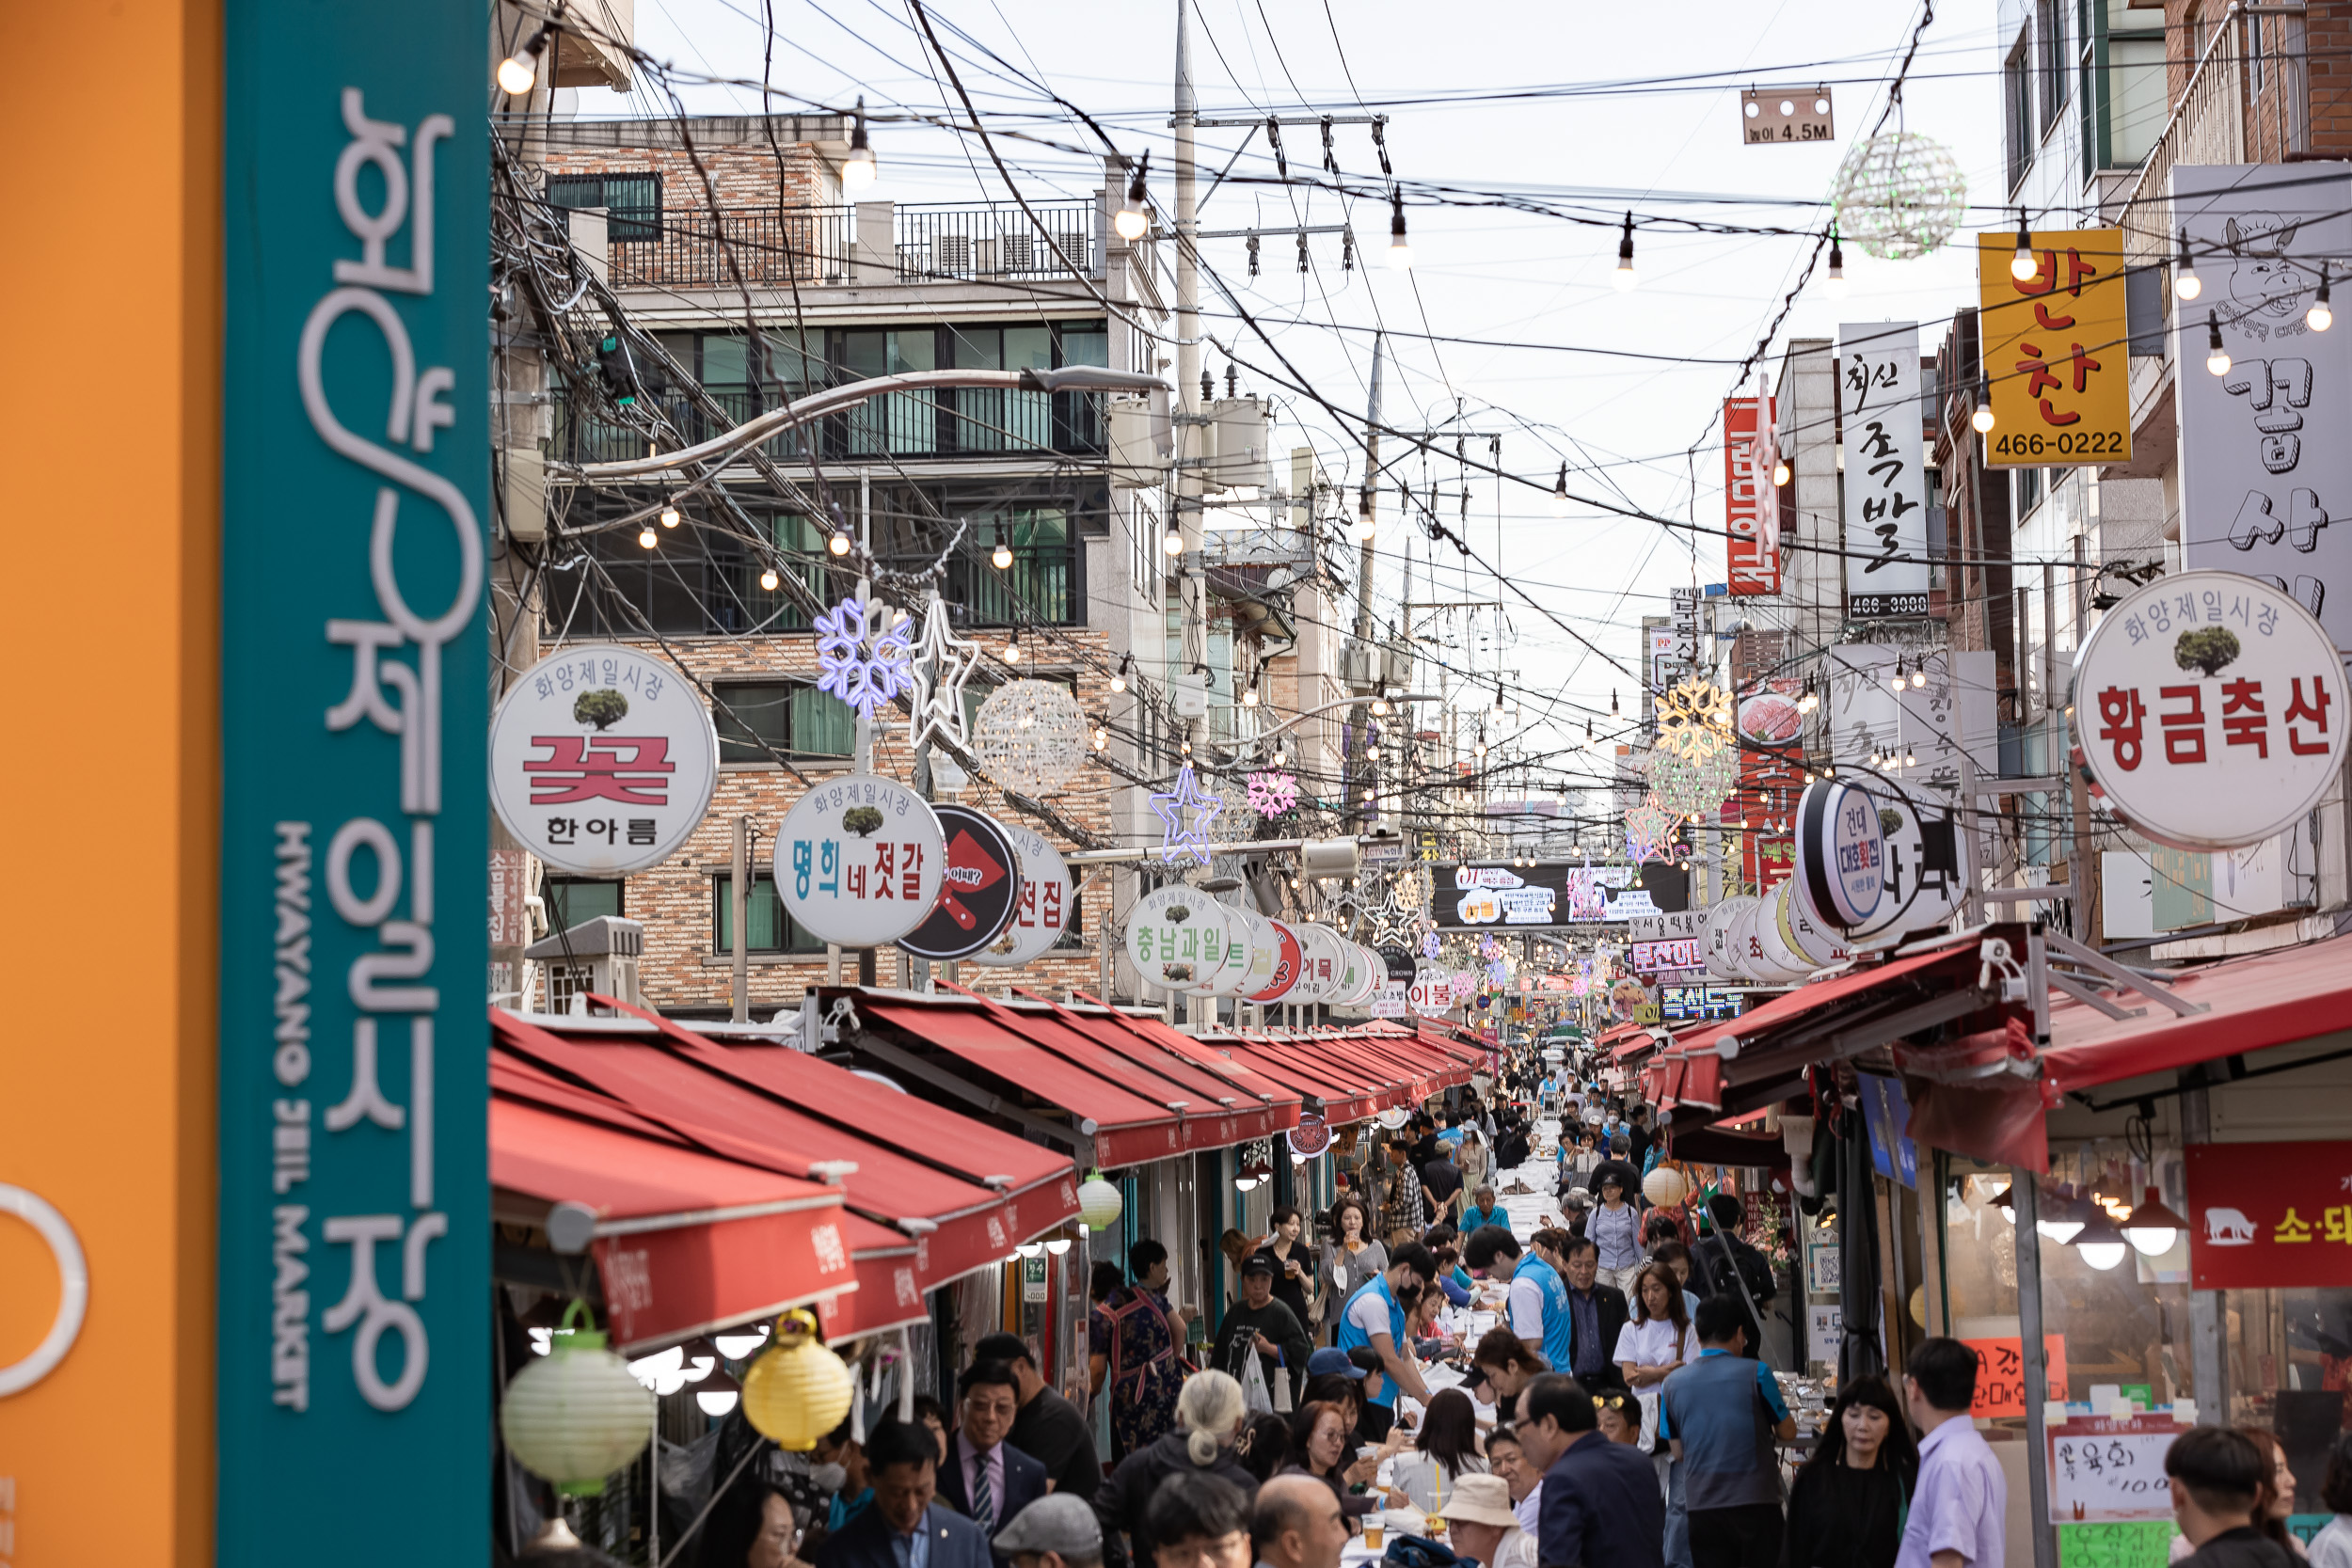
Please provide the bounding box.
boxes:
[1649,742,1738,821]
[972,679,1089,796]
[740,1309,855,1450]
[1830,132,1969,261]
[500,1306,657,1496]
[1078,1173,1125,1230]
[1643,1167,1690,1209]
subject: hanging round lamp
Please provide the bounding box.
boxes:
[500,1301,658,1497]
[740,1308,855,1450]
[1077,1172,1125,1230]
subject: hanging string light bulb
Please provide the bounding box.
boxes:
[842,98,879,190]
[1613,212,1638,292]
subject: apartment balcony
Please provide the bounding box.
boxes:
[588,200,1104,293]
[552,381,1107,468]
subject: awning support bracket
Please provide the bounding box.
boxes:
[2037,927,2207,1019]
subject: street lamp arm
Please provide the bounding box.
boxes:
[562,367,1174,480]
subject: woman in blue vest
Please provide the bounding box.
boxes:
[1330,1242,1438,1440]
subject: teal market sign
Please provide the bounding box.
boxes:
[220,4,488,1563]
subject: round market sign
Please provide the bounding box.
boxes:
[2073,569,2349,850]
[771,774,946,948]
[1287,1114,1332,1158]
[1408,966,1453,1017]
[1247,918,1305,1002]
[1705,894,1760,982]
[489,644,719,876]
[899,805,1023,961]
[970,820,1073,969]
[1125,885,1231,990]
[1794,778,1887,928]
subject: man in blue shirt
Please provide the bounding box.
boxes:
[1658,1296,1796,1568]
[1458,1185,1511,1237]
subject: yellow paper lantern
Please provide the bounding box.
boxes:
[741,1308,855,1450]
[1078,1173,1124,1230]
[1642,1166,1689,1209]
[500,1303,656,1497]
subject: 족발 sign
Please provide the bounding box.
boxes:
[1977,228,2133,467]
[772,775,946,948]
[1724,395,1782,594]
[1740,86,1833,144]
[2185,1138,2352,1290]
[1837,322,1931,618]
[2072,570,2347,850]
[489,644,720,876]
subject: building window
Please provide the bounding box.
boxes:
[712,873,828,955]
[547,172,663,243]
[2036,3,2069,134]
[2004,38,2034,192]
[542,876,624,933]
[712,680,855,766]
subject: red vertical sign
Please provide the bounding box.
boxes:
[1724,396,1781,595]
[2185,1140,2352,1290]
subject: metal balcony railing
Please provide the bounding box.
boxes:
[606,205,855,288]
[2114,4,2309,281]
[894,202,1100,281]
[552,384,1105,467]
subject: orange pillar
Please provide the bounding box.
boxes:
[0,0,220,1562]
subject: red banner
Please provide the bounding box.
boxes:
[2185,1140,2352,1289]
[1724,396,1780,594]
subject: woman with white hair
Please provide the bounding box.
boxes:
[1091,1370,1262,1568]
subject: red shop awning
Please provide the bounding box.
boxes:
[2040,929,2352,1094]
[1218,1036,1392,1125]
[490,1098,856,1354]
[493,1006,1079,1296]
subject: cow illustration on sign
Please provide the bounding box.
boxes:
[2205,1207,2258,1245]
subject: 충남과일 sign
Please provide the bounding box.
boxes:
[2072,570,2347,851]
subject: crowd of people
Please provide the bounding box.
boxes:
[651,1046,2352,1568]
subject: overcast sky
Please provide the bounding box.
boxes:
[572,0,2009,775]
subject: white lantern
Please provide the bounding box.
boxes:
[501,1306,657,1496]
[1642,1166,1690,1209]
[972,679,1089,796]
[1829,132,1968,261]
[1078,1173,1124,1230]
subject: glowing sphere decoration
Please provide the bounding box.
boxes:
[1643,1167,1690,1209]
[1649,739,1738,821]
[1830,132,1969,261]
[972,679,1089,796]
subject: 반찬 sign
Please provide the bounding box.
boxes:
[1976,228,2133,467]
[2072,570,2347,850]
[2185,1139,2352,1290]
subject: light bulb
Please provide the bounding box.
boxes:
[1371,696,1391,718]
[843,100,878,191]
[1003,636,1022,664]
[993,539,1014,569]
[696,1387,740,1418]
[497,48,540,96]
[2206,311,2231,377]
[1912,667,1926,689]
[759,566,780,592]
[1109,661,1129,694]
[1163,523,1184,557]
[712,1329,768,1359]
[1044,1235,1073,1255]
[1242,687,1259,707]
[660,503,680,529]
[1092,724,1109,751]
[1551,463,1570,516]
[1387,191,1411,270]
[1824,232,1846,299]
[829,530,852,557]
[639,526,658,549]
[2078,1239,2127,1271]
[1613,211,1637,292]
[1772,459,1790,487]
[2175,228,2202,301]
[2311,266,2334,331]
[2010,210,2038,281]
[1115,150,1152,243]
[1972,403,1995,435]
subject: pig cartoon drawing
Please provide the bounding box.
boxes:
[2205,1206,2259,1245]
[2223,214,2318,328]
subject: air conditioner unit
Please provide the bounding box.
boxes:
[1055,232,1092,272]
[933,234,974,275]
[998,232,1034,273]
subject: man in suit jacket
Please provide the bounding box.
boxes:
[1516,1373,1663,1568]
[935,1359,1050,1568]
[816,1419,993,1568]
[1558,1236,1631,1391]
[973,1332,1102,1503]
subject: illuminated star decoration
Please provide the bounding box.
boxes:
[1245,767,1299,817]
[814,594,915,721]
[906,591,980,752]
[1625,798,1677,862]
[1150,765,1224,866]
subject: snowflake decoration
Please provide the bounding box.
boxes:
[972,679,1089,796]
[1421,929,1442,960]
[1246,768,1299,817]
[906,592,980,753]
[1650,742,1739,821]
[1151,765,1224,865]
[1830,131,1968,261]
[1625,797,1678,863]
[1655,676,1734,761]
[814,594,915,721]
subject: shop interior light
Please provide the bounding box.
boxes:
[1115,151,1152,242]
[1013,1241,1044,1260]
[2175,228,2202,301]
[2035,1189,2087,1245]
[681,1338,718,1383]
[1043,1231,1074,1256]
[2122,1188,2187,1255]
[712,1325,770,1360]
[2073,1207,2129,1271]
[2010,209,2038,281]
[2312,265,2334,332]
[842,98,878,191]
[1387,190,1412,270]
[2207,312,2232,377]
[1613,212,1638,292]
[695,1368,742,1418]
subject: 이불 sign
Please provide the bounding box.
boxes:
[219,22,490,1566]
[1724,395,1782,594]
[2174,164,2352,652]
[489,645,719,876]
[1962,1335,2070,1419]
[2072,570,2347,851]
[1977,228,2133,467]
[1837,322,1931,618]
[772,775,947,948]
[2185,1139,2352,1290]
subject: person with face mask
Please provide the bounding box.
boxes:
[1329,1243,1438,1441]
[812,1420,875,1533]
[938,1360,1050,1568]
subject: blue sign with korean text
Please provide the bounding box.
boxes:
[220,4,488,1562]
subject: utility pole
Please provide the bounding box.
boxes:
[1348,333,1384,832]
[1174,0,1205,700]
